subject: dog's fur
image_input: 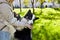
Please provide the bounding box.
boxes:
[14,10,39,40]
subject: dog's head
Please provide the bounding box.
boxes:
[24,10,39,25]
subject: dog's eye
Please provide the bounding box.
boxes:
[26,16,28,19]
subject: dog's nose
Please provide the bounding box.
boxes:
[33,17,39,22]
[35,17,39,20]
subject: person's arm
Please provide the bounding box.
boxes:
[0,4,31,30]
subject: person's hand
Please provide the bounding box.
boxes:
[26,24,32,29]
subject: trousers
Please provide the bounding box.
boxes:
[0,31,11,40]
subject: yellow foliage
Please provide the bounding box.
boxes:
[24,0,29,6]
[48,0,52,2]
[40,0,45,3]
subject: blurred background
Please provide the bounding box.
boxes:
[13,0,60,8]
[13,0,60,40]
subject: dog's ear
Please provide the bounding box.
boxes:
[24,10,31,17]
[28,10,31,13]
[13,12,17,17]
[17,14,21,21]
[24,10,32,20]
[13,12,21,21]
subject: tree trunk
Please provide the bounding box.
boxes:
[32,0,35,14]
[19,0,22,12]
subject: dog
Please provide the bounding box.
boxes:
[14,10,39,40]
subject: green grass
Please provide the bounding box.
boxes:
[14,8,60,40]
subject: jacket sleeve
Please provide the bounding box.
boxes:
[0,4,28,30]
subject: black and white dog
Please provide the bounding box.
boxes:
[14,10,39,40]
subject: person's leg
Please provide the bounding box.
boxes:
[0,31,11,40]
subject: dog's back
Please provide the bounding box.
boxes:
[14,28,32,40]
